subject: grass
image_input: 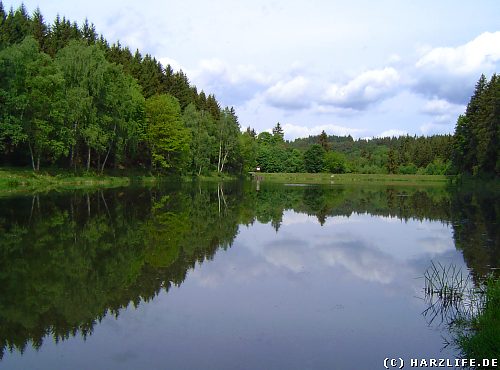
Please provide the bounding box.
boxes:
[0,168,451,195]
[0,167,242,196]
[458,277,500,361]
[0,167,158,196]
[250,172,449,186]
[422,262,500,362]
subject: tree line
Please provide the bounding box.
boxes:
[453,74,499,178]
[0,3,240,174]
[239,123,454,175]
[0,3,497,177]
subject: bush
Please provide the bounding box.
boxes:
[398,163,418,174]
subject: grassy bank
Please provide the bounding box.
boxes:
[458,277,500,360]
[0,168,242,196]
[0,168,158,196]
[250,172,450,186]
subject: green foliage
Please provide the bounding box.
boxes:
[272,122,284,142]
[458,277,500,359]
[304,144,325,173]
[215,107,240,173]
[239,130,258,173]
[183,103,212,175]
[318,130,329,151]
[145,94,190,172]
[424,158,451,175]
[398,163,418,175]
[0,3,231,174]
[386,148,397,174]
[452,74,500,177]
[284,148,305,173]
[324,151,347,173]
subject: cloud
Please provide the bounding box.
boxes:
[280,123,365,140]
[419,122,455,135]
[416,32,500,73]
[413,32,500,103]
[189,58,274,105]
[421,99,463,116]
[376,129,407,138]
[264,76,312,110]
[157,57,185,73]
[419,236,454,254]
[322,67,401,110]
[318,240,398,284]
[417,98,465,134]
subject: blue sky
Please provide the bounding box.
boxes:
[4,0,500,139]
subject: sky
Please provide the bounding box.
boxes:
[4,0,500,139]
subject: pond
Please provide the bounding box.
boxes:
[0,181,498,369]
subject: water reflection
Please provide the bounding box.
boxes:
[0,182,498,369]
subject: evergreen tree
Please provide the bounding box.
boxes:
[386,148,397,174]
[318,130,329,151]
[30,7,48,52]
[272,122,284,142]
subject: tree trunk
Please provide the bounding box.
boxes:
[101,124,116,172]
[86,192,91,217]
[36,156,40,171]
[87,147,91,171]
[217,140,222,173]
[28,143,36,171]
[220,150,229,173]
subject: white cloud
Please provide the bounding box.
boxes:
[377,129,407,138]
[421,99,463,116]
[419,122,455,135]
[417,98,464,135]
[280,123,365,140]
[322,67,401,109]
[264,76,312,109]
[281,213,314,226]
[419,236,454,255]
[188,58,275,105]
[416,32,500,74]
[157,57,185,73]
[388,53,402,64]
[413,32,500,103]
[319,244,397,284]
[195,58,272,85]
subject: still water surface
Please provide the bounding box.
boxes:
[0,182,497,369]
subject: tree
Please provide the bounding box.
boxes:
[272,122,284,142]
[452,74,500,177]
[324,151,347,173]
[386,148,397,174]
[0,36,34,154]
[318,130,329,151]
[24,46,70,170]
[30,7,48,52]
[56,41,109,170]
[304,144,325,173]
[216,107,240,173]
[183,103,212,175]
[284,149,304,173]
[145,94,190,172]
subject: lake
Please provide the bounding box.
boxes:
[0,181,498,370]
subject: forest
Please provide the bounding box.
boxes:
[0,3,498,178]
